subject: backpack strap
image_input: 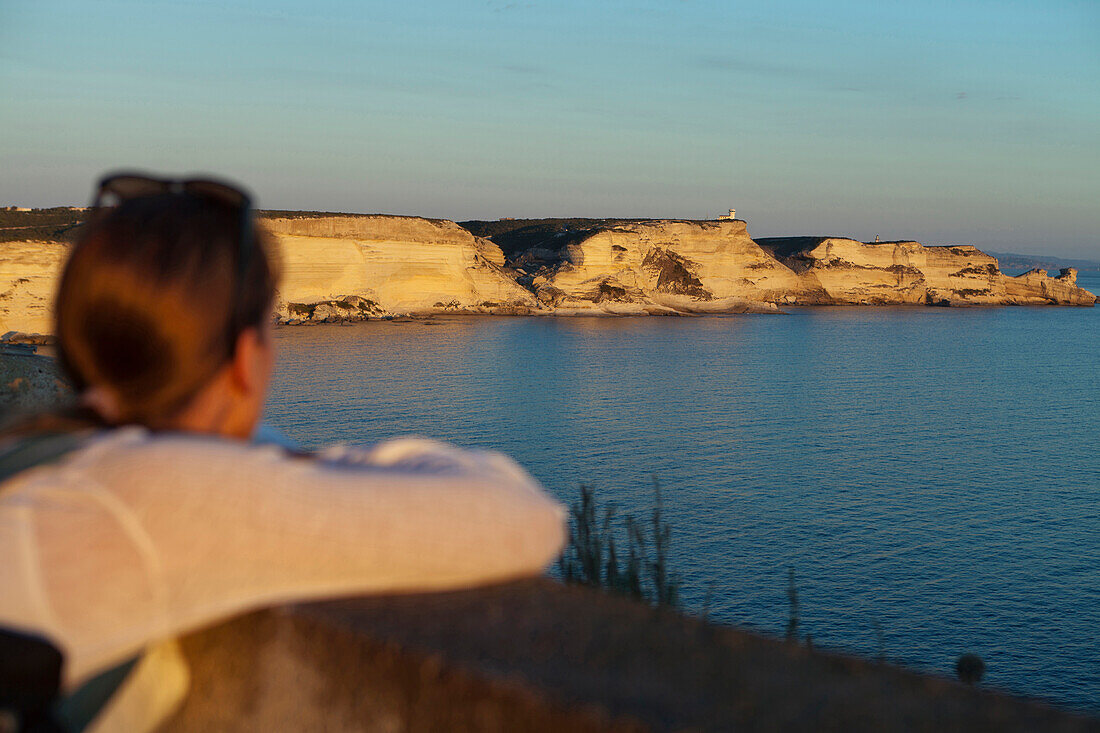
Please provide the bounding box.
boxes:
[52,658,140,733]
[0,434,88,488]
[0,431,141,731]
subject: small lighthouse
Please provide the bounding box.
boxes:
[717,208,736,221]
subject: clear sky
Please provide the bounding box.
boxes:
[2,0,1098,257]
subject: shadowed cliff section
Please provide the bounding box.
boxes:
[460,218,634,260]
[163,579,1099,732]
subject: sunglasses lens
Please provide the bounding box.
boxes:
[95,174,251,212]
[99,176,169,205]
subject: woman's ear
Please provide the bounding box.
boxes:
[229,327,268,396]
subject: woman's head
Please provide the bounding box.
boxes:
[55,175,279,436]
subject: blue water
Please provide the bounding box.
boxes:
[266,276,1099,713]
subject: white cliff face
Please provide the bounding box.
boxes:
[774,238,1008,305]
[536,220,799,313]
[920,245,1007,304]
[772,238,1098,306]
[0,215,1094,336]
[1004,268,1096,306]
[264,215,537,319]
[0,241,68,335]
[0,216,537,333]
[535,229,1096,309]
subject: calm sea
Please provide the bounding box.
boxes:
[266,272,1099,712]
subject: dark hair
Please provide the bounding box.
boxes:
[52,193,278,427]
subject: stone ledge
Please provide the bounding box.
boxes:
[163,579,1098,732]
[0,347,71,417]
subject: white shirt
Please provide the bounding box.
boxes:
[0,427,566,687]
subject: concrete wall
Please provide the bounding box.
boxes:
[164,579,1096,732]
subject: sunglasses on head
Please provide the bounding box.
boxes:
[90,171,258,351]
[91,171,255,282]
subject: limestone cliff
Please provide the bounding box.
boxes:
[512,220,796,314]
[485,221,1093,311]
[0,240,68,335]
[0,212,1094,335]
[264,215,537,321]
[757,237,1006,305]
[756,237,1096,306]
[0,216,538,332]
[1002,268,1096,306]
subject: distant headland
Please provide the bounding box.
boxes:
[0,207,1094,333]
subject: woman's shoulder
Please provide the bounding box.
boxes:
[0,426,288,493]
[77,426,293,475]
[4,426,556,520]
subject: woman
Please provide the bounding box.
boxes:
[0,172,565,730]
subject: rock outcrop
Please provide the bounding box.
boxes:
[265,215,538,321]
[0,241,68,335]
[523,220,794,314]
[756,237,1008,305]
[755,238,1097,306]
[479,222,1095,311]
[1002,268,1096,306]
[0,346,73,415]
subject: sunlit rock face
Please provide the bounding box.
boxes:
[1003,267,1097,306]
[514,225,1095,310]
[0,241,68,335]
[264,215,537,320]
[525,220,797,313]
[758,238,1006,305]
[756,237,1098,306]
[919,245,1008,305]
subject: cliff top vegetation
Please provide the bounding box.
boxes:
[0,207,84,244]
[0,209,449,244]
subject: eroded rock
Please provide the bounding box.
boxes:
[1003,268,1096,306]
[266,214,537,317]
[526,220,800,313]
[756,238,1010,305]
[276,295,385,324]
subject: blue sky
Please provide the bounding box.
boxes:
[2,0,1098,257]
